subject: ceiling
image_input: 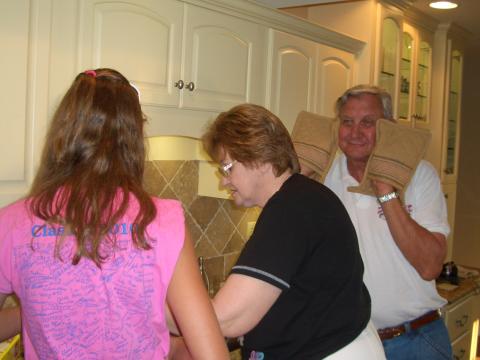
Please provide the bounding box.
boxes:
[254,0,480,45]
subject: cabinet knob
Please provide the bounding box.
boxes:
[186,82,195,91]
[455,314,468,327]
[453,348,466,360]
[174,80,184,89]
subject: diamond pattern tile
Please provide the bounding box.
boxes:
[144,159,259,286]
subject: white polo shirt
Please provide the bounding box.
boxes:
[325,154,449,329]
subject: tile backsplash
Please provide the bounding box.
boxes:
[144,160,259,294]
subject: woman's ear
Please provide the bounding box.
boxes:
[259,162,274,175]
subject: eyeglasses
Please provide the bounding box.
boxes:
[219,160,237,177]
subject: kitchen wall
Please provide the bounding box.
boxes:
[143,160,260,295]
[283,0,377,85]
[452,44,480,268]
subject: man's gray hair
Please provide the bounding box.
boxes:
[335,84,394,120]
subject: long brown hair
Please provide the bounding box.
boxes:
[29,68,156,266]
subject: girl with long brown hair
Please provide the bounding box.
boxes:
[0,68,228,359]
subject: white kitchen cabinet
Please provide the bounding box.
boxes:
[451,330,472,360]
[0,0,363,206]
[267,29,355,131]
[315,44,355,118]
[426,25,465,254]
[267,30,317,131]
[374,7,435,129]
[0,0,52,207]
[181,5,266,112]
[78,0,266,113]
[441,47,463,184]
[443,293,480,360]
[374,4,403,119]
[0,0,29,206]
[398,22,433,128]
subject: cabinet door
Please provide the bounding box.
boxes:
[267,30,317,131]
[445,294,474,342]
[398,23,433,127]
[398,27,414,125]
[0,1,36,206]
[442,47,463,183]
[182,5,266,112]
[413,29,433,128]
[315,44,355,118]
[377,16,402,118]
[451,330,472,360]
[79,0,183,107]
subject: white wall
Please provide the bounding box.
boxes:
[284,0,376,84]
[452,43,480,267]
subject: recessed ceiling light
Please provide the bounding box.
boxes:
[429,1,458,10]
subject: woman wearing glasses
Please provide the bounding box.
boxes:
[202,104,385,360]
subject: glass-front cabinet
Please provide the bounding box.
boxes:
[415,40,431,124]
[379,17,401,110]
[444,49,463,179]
[397,23,433,127]
[399,31,413,121]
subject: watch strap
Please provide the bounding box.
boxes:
[377,191,399,204]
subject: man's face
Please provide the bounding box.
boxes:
[338,93,384,164]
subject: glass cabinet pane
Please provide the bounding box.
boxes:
[415,41,431,123]
[445,50,462,175]
[399,32,413,120]
[380,18,399,100]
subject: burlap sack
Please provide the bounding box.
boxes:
[348,119,431,198]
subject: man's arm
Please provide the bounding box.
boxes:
[374,181,447,280]
[212,274,281,338]
[0,294,21,342]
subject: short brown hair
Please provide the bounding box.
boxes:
[202,103,300,176]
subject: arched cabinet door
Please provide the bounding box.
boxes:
[182,5,266,112]
[398,22,433,128]
[315,44,354,118]
[267,29,317,132]
[79,0,184,107]
[378,16,401,116]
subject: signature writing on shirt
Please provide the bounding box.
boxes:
[31,223,137,237]
[13,238,160,359]
[377,204,413,220]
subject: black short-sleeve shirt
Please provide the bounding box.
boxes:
[231,174,370,359]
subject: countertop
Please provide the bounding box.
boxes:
[436,265,480,304]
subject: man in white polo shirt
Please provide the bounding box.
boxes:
[322,85,451,359]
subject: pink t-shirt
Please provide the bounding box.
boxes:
[0,197,185,359]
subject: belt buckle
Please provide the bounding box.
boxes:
[392,330,403,338]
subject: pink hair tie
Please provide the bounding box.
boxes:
[84,70,96,77]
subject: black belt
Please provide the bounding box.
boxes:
[377,309,442,341]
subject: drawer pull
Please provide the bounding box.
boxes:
[455,315,468,327]
[453,348,466,360]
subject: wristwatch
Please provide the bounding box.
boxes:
[377,191,399,204]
